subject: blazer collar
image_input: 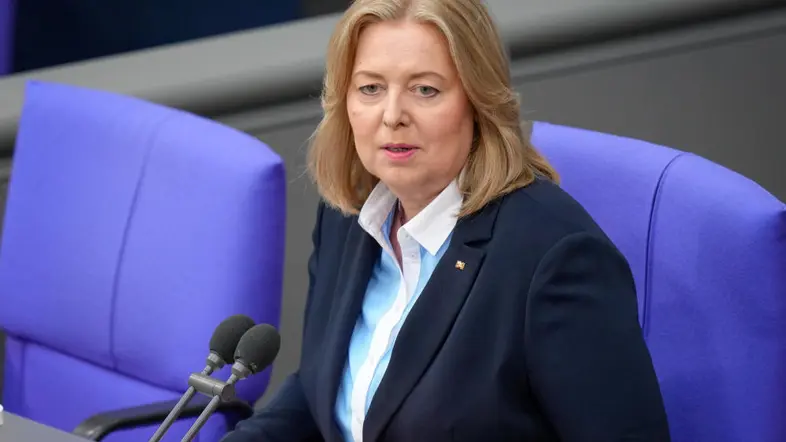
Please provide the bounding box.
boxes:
[314,220,379,441]
[362,198,500,441]
[316,194,502,442]
[358,180,462,256]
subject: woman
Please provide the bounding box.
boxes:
[224,0,670,441]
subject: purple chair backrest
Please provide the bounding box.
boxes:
[0,81,286,441]
[532,122,786,442]
[0,0,13,74]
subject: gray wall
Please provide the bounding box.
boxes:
[0,0,783,407]
[300,0,350,18]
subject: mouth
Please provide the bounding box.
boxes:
[382,144,419,153]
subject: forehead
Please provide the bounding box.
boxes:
[353,20,456,77]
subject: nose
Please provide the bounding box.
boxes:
[382,90,408,129]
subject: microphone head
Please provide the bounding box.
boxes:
[209,314,255,363]
[234,324,281,374]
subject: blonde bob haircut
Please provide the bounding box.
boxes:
[307,0,559,218]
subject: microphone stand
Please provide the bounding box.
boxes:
[178,323,280,441]
[180,374,240,442]
[148,353,225,442]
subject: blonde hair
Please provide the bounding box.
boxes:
[307,0,558,217]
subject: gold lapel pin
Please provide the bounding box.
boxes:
[455,260,465,270]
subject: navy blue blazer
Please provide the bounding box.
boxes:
[224,179,670,442]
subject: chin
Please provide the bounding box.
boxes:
[378,174,422,192]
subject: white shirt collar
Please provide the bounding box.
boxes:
[358,180,463,255]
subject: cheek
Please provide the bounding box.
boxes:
[424,106,474,153]
[347,102,377,140]
[347,105,378,170]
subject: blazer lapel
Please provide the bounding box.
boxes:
[315,221,379,441]
[363,200,501,442]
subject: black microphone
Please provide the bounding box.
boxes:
[180,324,281,442]
[148,314,255,442]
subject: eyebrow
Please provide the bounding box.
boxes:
[352,70,447,82]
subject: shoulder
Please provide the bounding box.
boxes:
[499,178,607,235]
[487,178,619,263]
[310,200,361,256]
[315,200,358,233]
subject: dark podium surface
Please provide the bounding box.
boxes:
[0,411,89,441]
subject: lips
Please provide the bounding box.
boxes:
[381,143,418,161]
[382,144,418,152]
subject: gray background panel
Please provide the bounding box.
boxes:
[0,0,781,150]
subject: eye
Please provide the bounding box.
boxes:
[359,84,382,95]
[414,85,439,97]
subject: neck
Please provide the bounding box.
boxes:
[396,199,428,225]
[390,180,454,223]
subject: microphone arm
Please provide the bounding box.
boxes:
[180,374,240,442]
[148,352,225,442]
[179,323,281,441]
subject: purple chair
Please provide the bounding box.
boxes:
[532,121,786,442]
[0,0,13,74]
[0,81,286,441]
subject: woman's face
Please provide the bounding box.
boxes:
[347,19,475,203]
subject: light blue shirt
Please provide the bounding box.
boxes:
[334,180,463,442]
